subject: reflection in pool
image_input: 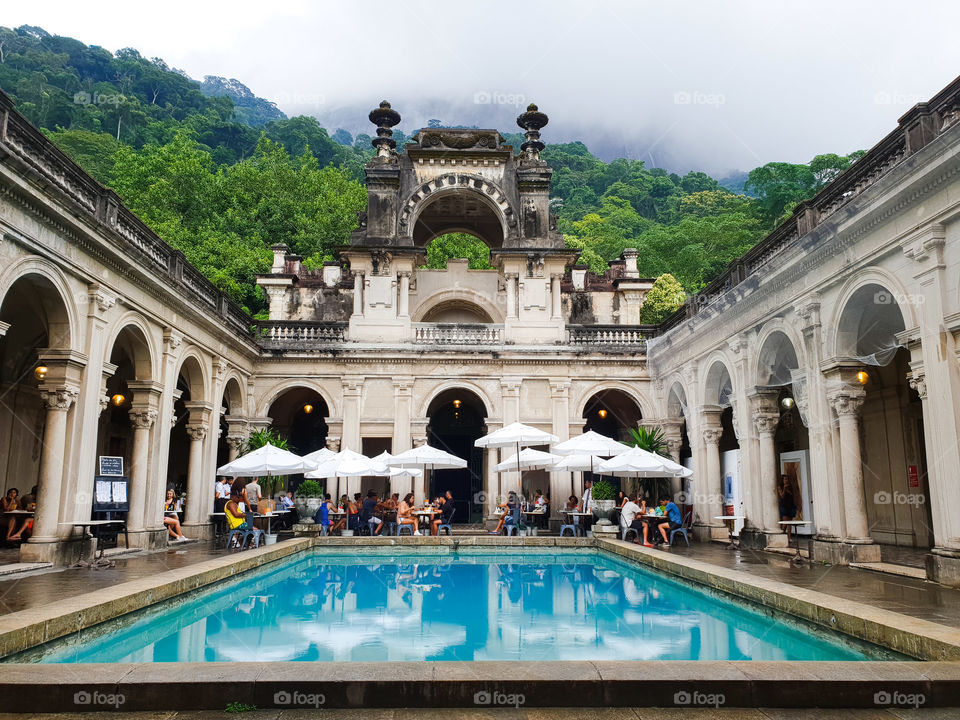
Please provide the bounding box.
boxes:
[25,549,886,663]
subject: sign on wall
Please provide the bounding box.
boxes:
[98,456,124,477]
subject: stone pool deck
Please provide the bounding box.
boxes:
[0,536,958,711]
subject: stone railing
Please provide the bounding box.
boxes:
[413,323,504,345]
[0,91,255,344]
[256,321,348,348]
[566,325,657,348]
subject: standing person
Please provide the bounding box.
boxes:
[245,478,262,513]
[397,492,421,535]
[580,480,593,513]
[778,475,798,540]
[214,477,230,513]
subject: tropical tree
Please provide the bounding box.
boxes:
[243,427,290,498]
[639,274,687,324]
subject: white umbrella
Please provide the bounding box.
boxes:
[495,448,561,472]
[552,430,630,457]
[598,447,674,477]
[303,447,336,467]
[390,445,467,504]
[475,422,559,499]
[306,448,389,501]
[216,442,313,477]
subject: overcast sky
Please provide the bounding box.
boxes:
[6,1,960,174]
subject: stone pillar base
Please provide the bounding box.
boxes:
[926,548,960,587]
[811,538,881,564]
[182,523,215,541]
[19,536,95,565]
[125,528,168,551]
[739,528,788,550]
[692,523,727,542]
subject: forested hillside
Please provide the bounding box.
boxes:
[0,25,863,320]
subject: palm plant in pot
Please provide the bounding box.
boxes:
[629,425,672,501]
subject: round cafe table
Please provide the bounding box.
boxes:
[714,515,745,550]
[778,520,812,563]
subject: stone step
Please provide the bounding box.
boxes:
[851,561,927,580]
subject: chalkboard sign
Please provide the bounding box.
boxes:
[99,456,124,476]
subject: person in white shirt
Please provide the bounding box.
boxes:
[579,480,593,513]
[620,495,647,544]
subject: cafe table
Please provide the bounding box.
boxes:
[713,515,745,550]
[778,520,812,562]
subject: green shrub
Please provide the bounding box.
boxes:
[296,479,323,497]
[591,479,617,501]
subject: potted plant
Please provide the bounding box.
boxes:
[629,424,672,500]
[590,479,618,529]
[294,479,324,524]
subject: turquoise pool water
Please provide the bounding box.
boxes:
[20,549,890,663]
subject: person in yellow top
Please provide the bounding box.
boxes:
[225,491,249,531]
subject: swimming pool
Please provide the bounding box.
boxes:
[17,548,895,663]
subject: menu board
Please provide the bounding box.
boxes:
[99,456,124,476]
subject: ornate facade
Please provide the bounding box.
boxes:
[2,81,960,586]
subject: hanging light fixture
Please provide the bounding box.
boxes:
[111,393,126,407]
[857,370,869,385]
[781,397,795,410]
[598,409,608,419]
[34,365,48,381]
[303,403,314,415]
[453,399,462,409]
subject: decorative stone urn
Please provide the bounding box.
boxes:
[592,499,618,532]
[294,496,322,524]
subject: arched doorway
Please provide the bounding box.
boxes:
[0,273,73,522]
[426,388,487,523]
[836,283,930,549]
[582,388,644,494]
[267,387,330,493]
[703,362,743,519]
[167,356,206,496]
[217,377,245,469]
[413,190,506,249]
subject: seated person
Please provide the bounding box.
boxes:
[3,487,27,542]
[397,493,421,535]
[312,493,335,532]
[491,492,519,534]
[432,495,455,535]
[347,493,363,531]
[163,488,189,542]
[329,494,349,533]
[224,489,258,546]
[565,495,579,511]
[360,490,379,533]
[280,490,298,527]
[643,496,682,548]
[620,495,647,544]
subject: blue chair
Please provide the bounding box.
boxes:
[669,510,692,547]
[437,508,455,536]
[397,522,414,536]
[503,506,521,536]
[560,513,582,537]
[226,514,263,550]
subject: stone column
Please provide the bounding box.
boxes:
[505,273,518,319]
[661,418,686,499]
[392,377,413,454]
[352,271,364,317]
[549,380,571,523]
[901,224,960,584]
[224,416,248,463]
[183,424,208,526]
[500,378,521,424]
[398,272,410,317]
[700,416,724,527]
[126,406,158,534]
[27,386,79,545]
[412,432,428,505]
[826,382,870,541]
[550,274,562,319]
[748,389,785,546]
[486,444,500,517]
[341,376,363,452]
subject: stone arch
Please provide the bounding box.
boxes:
[574,381,652,422]
[419,379,496,419]
[400,174,514,248]
[257,379,339,419]
[753,320,805,388]
[412,288,504,324]
[104,314,157,381]
[666,379,689,420]
[827,271,913,361]
[221,373,246,416]
[174,348,208,402]
[0,257,78,352]
[702,355,735,406]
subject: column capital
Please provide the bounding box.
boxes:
[901,222,945,271]
[185,424,208,441]
[392,376,415,394]
[325,435,342,451]
[40,386,79,411]
[87,282,119,316]
[162,327,183,354]
[413,435,429,447]
[342,376,364,394]
[184,401,213,425]
[500,378,522,395]
[747,387,779,412]
[753,412,780,436]
[701,426,723,445]
[128,407,158,429]
[549,378,571,397]
[907,369,927,399]
[826,384,865,416]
